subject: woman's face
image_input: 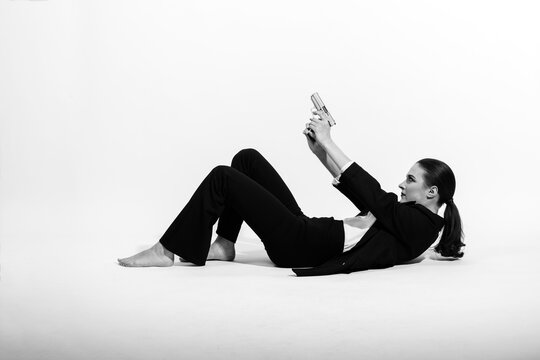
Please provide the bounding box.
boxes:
[398,163,431,203]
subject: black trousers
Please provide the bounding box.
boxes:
[159,148,345,268]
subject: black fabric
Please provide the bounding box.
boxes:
[159,149,345,268]
[292,162,445,276]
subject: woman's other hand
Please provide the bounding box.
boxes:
[304,126,324,156]
[305,108,332,145]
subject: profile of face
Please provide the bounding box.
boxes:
[398,163,437,204]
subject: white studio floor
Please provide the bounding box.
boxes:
[1,232,539,360]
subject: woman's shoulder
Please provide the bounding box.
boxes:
[399,202,445,230]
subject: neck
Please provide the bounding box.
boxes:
[418,200,440,215]
[427,204,440,215]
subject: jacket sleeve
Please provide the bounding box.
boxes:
[332,161,370,215]
[332,181,370,215]
[332,162,429,241]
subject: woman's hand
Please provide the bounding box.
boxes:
[305,108,332,146]
[303,108,349,177]
[303,109,326,156]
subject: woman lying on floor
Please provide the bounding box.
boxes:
[118,107,465,276]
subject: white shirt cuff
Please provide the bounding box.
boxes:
[332,160,354,185]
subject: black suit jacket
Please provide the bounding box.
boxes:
[292,162,445,276]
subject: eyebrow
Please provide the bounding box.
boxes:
[407,174,416,180]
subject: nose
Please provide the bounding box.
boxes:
[398,181,405,190]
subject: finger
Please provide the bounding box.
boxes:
[311,108,318,114]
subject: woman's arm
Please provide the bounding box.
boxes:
[303,126,342,178]
[304,109,352,177]
[318,138,352,172]
[315,150,342,178]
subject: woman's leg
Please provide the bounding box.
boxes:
[207,148,304,261]
[215,148,304,243]
[119,156,310,267]
[157,163,310,266]
[118,148,344,268]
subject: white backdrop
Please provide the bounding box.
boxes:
[1,0,539,265]
[2,2,540,360]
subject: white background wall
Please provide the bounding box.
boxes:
[2,2,540,360]
[1,0,539,258]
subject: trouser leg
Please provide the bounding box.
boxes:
[158,163,307,266]
[216,148,304,243]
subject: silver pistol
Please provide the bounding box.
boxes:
[311,92,336,126]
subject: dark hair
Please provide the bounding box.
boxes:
[417,158,465,258]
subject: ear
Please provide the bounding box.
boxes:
[426,185,439,200]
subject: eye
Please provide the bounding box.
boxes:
[406,176,414,183]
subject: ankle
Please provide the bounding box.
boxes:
[216,236,234,247]
[155,241,174,260]
[208,236,235,261]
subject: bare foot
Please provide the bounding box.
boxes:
[207,236,235,261]
[179,236,235,262]
[118,241,174,267]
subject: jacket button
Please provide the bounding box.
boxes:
[341,262,346,266]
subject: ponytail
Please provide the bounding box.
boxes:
[434,199,466,258]
[416,158,466,259]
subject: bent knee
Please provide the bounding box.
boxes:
[212,165,231,173]
[235,148,260,158]
[232,148,261,165]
